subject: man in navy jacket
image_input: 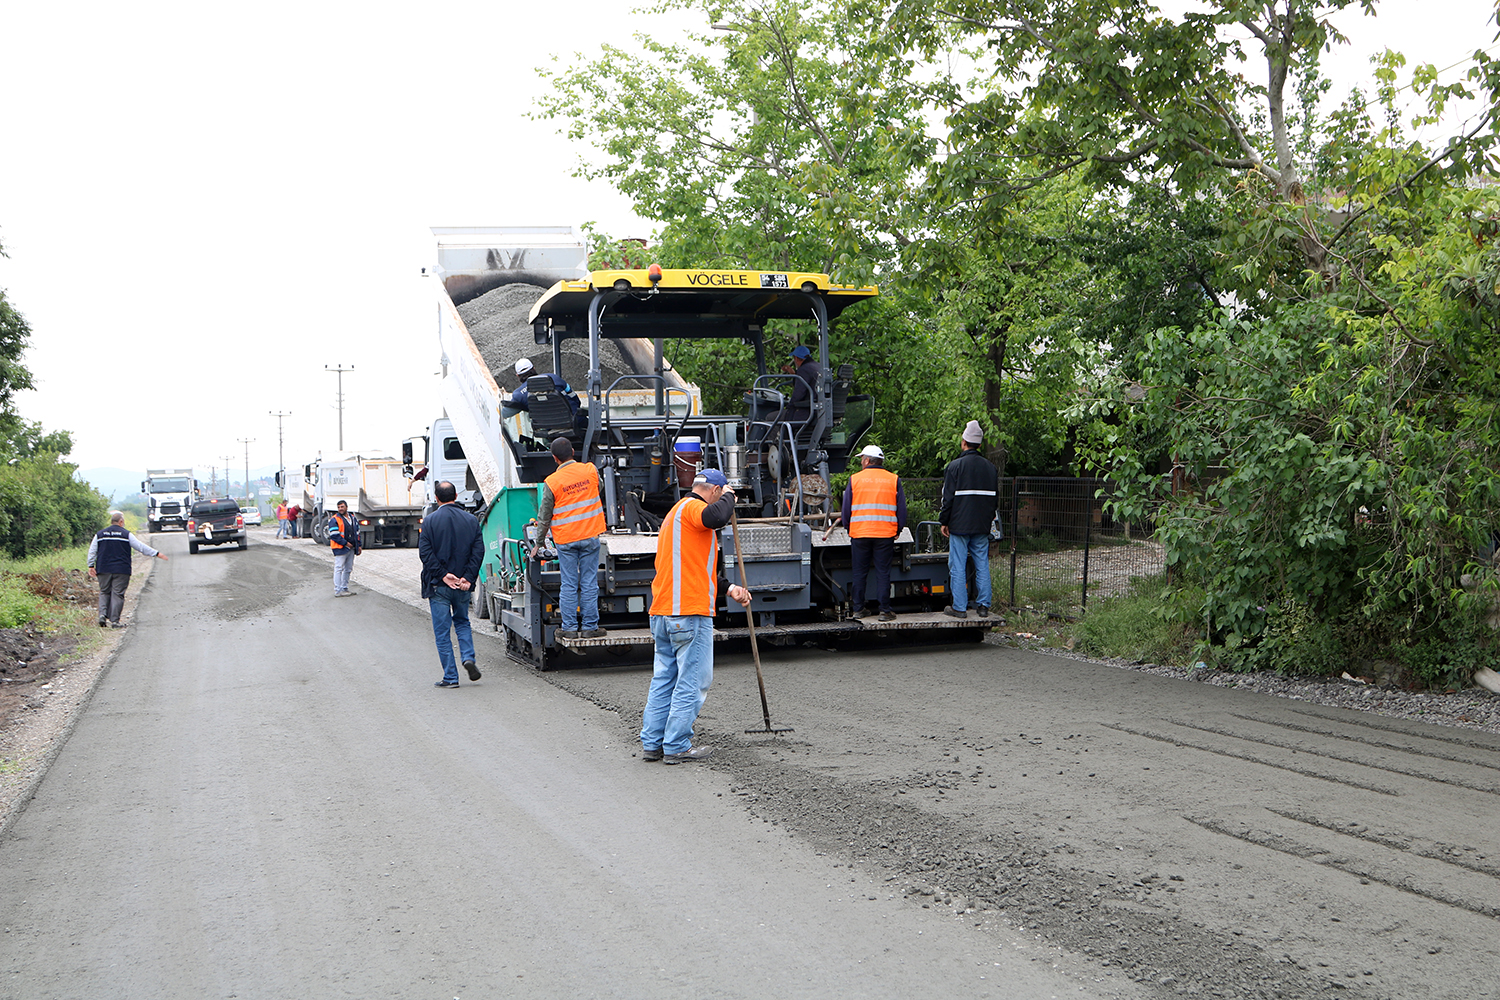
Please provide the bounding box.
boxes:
[939,420,999,619]
[87,511,167,628]
[419,480,485,688]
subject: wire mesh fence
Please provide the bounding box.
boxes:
[902,476,1166,617]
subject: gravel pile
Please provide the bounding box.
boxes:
[457,282,649,396]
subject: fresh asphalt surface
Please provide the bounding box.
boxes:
[1,527,1497,999]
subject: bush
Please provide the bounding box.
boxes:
[0,574,38,628]
[1224,599,1346,677]
[0,451,108,558]
[1073,578,1200,665]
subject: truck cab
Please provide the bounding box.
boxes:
[143,469,201,532]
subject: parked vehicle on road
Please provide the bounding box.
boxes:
[187,498,247,554]
[240,505,263,527]
[143,469,200,532]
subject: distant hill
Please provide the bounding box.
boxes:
[77,468,146,502]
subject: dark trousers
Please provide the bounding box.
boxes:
[96,572,129,624]
[849,536,894,612]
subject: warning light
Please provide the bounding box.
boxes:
[648,264,663,284]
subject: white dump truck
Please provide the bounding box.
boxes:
[299,454,426,548]
[143,468,201,532]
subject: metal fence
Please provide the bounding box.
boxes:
[902,476,1166,616]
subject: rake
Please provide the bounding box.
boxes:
[729,506,794,736]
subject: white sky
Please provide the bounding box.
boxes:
[0,0,1494,484]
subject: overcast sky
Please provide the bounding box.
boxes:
[1,1,1494,488]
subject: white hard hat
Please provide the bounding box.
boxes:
[859,444,883,459]
[515,358,534,376]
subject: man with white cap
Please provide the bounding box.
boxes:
[640,468,751,763]
[506,357,581,427]
[939,420,1000,618]
[835,444,907,621]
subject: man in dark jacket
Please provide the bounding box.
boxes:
[419,480,485,688]
[86,511,167,628]
[783,345,822,423]
[939,420,999,619]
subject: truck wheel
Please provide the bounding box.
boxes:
[238,537,248,550]
[476,577,490,620]
[148,520,158,533]
[189,540,199,554]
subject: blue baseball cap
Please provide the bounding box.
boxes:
[790,345,812,360]
[693,468,729,487]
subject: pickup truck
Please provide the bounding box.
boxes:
[186,498,248,554]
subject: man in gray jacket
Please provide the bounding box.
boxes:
[939,420,999,619]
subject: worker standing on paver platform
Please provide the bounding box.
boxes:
[532,437,607,640]
[939,419,999,619]
[836,445,907,622]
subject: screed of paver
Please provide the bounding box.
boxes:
[0,535,1142,1000]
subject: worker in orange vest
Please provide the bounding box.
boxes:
[836,444,907,621]
[533,437,608,639]
[640,468,751,764]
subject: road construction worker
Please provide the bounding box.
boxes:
[640,469,751,764]
[533,436,607,639]
[836,444,907,621]
[783,344,823,423]
[86,511,167,628]
[940,419,1000,619]
[328,500,362,596]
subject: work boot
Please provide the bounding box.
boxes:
[977,606,991,618]
[943,606,969,619]
[581,628,608,639]
[463,660,481,681]
[878,610,897,622]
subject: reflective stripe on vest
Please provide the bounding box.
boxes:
[545,461,606,544]
[953,489,997,496]
[650,496,719,617]
[849,468,899,538]
[94,526,134,575]
[330,513,356,550]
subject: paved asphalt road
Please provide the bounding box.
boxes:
[3,527,1498,999]
[0,532,1143,1000]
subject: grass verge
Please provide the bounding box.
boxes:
[0,545,106,656]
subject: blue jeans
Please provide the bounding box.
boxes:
[556,535,600,630]
[640,615,715,755]
[849,536,894,612]
[429,585,476,684]
[947,533,991,612]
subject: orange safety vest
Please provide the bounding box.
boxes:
[330,512,358,551]
[848,468,900,538]
[545,460,606,545]
[650,495,719,617]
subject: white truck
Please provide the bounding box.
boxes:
[142,469,201,532]
[300,454,426,548]
[404,416,480,513]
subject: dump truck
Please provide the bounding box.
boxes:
[143,469,201,532]
[430,230,977,669]
[299,453,426,548]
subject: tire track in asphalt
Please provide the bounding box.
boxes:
[1287,706,1500,750]
[1099,723,1402,795]
[1185,814,1499,919]
[1228,712,1500,772]
[1268,808,1500,879]
[1161,718,1500,796]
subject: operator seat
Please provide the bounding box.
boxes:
[526,374,581,446]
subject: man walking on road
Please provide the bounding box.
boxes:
[640,469,751,764]
[532,437,606,639]
[87,511,167,628]
[420,480,484,689]
[328,500,362,596]
[939,420,1000,619]
[835,444,907,621]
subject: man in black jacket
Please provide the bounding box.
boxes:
[939,420,999,619]
[86,511,167,628]
[419,481,485,688]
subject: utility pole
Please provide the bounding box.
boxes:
[221,455,235,497]
[238,438,255,506]
[325,365,354,452]
[269,410,291,498]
